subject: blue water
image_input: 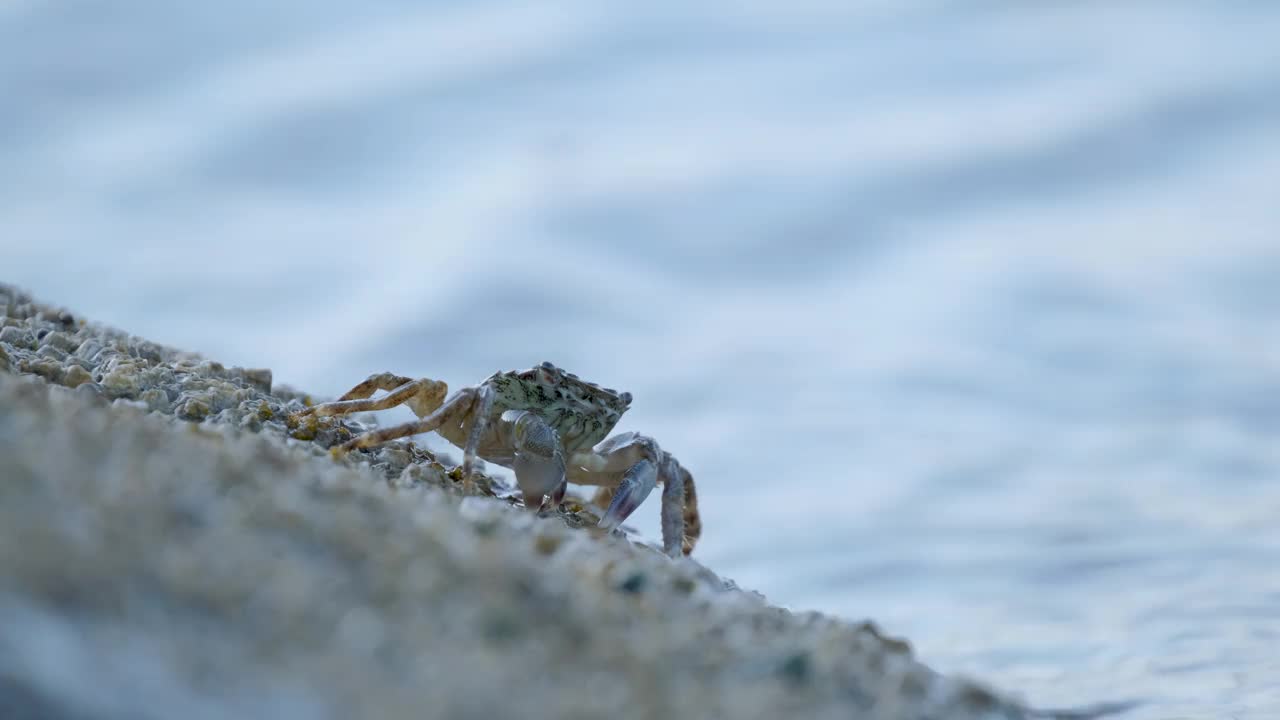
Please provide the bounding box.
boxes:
[4,3,1280,716]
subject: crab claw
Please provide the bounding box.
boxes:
[508,410,566,511]
[598,458,658,531]
[514,449,564,511]
[548,475,567,508]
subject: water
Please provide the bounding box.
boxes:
[4,2,1280,716]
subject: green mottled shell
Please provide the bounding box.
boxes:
[482,362,631,452]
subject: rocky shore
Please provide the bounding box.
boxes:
[0,284,1058,719]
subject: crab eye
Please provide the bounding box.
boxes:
[539,361,555,370]
[620,392,633,404]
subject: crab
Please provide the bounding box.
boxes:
[293,362,701,556]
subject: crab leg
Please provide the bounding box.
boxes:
[673,464,701,555]
[335,372,417,401]
[460,384,495,480]
[568,432,695,557]
[336,387,477,453]
[297,372,448,420]
[603,458,659,529]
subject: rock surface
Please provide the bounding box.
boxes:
[0,284,1045,720]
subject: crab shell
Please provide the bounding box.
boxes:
[482,362,633,454]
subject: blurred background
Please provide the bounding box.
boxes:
[3,2,1279,716]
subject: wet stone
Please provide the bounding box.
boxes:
[0,326,32,349]
[242,368,272,393]
[395,462,448,489]
[39,331,75,353]
[139,388,171,413]
[25,359,63,383]
[177,397,211,421]
[312,421,353,448]
[73,339,104,362]
[133,342,163,363]
[257,402,275,421]
[288,414,318,441]
[195,360,226,378]
[100,366,140,399]
[62,365,92,389]
[36,345,67,362]
[376,446,413,472]
[74,382,105,402]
